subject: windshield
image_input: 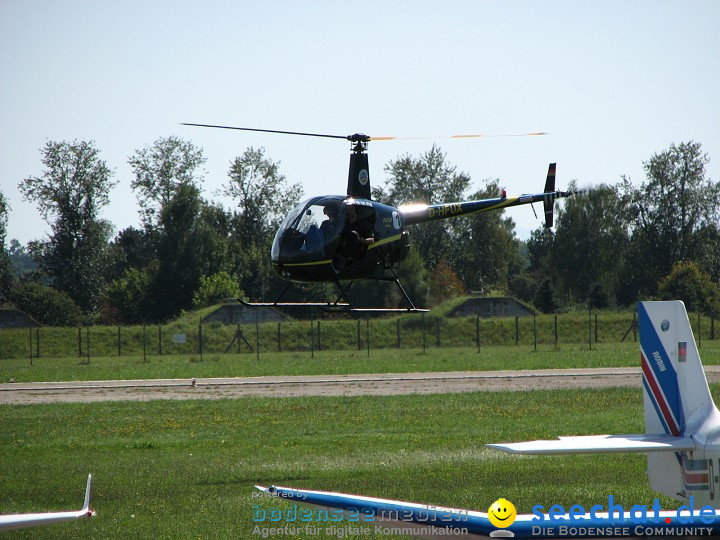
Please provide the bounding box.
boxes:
[271,196,346,263]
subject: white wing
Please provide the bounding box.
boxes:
[0,474,95,532]
[487,434,695,454]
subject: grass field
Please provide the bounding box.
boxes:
[1,384,711,539]
[2,341,720,384]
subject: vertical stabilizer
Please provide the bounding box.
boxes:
[487,300,718,505]
[640,301,717,501]
[542,163,556,228]
[639,301,714,436]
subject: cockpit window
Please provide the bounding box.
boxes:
[271,196,346,263]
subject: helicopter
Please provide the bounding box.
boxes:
[181,124,574,312]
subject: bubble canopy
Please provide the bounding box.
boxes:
[271,195,347,266]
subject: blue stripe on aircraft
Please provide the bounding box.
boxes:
[638,303,685,434]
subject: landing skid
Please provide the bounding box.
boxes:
[237,274,428,313]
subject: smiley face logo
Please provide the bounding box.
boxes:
[488,498,516,528]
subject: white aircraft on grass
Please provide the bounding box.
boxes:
[255,301,720,538]
[0,474,95,532]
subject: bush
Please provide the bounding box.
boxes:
[10,281,83,326]
[658,261,720,315]
[192,272,243,308]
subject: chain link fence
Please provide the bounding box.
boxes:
[1,311,717,362]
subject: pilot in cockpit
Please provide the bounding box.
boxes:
[320,204,340,238]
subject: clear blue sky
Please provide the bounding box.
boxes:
[2,0,719,244]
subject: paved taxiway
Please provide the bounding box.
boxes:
[3,366,720,404]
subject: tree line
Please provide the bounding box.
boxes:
[0,138,718,325]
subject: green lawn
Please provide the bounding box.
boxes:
[2,342,719,383]
[0,385,704,539]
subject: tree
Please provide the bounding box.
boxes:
[103,267,153,324]
[427,261,466,305]
[548,183,630,305]
[454,180,521,294]
[621,142,720,298]
[534,276,561,313]
[110,226,157,278]
[19,140,117,314]
[222,147,303,234]
[126,137,238,320]
[0,190,12,300]
[377,145,471,270]
[151,184,229,320]
[690,224,720,282]
[129,136,206,227]
[7,240,36,279]
[221,147,303,301]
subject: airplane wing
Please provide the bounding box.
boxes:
[0,474,95,532]
[487,434,695,455]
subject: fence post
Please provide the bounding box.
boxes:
[633,312,637,342]
[143,324,147,362]
[310,316,315,358]
[158,325,163,355]
[533,314,537,352]
[366,316,370,357]
[317,320,321,351]
[117,326,121,357]
[86,324,90,364]
[29,326,33,365]
[476,314,480,353]
[422,312,426,354]
[554,315,558,345]
[698,312,702,348]
[588,309,592,350]
[277,322,282,352]
[397,319,401,349]
[357,320,361,351]
[712,317,715,340]
[36,328,40,358]
[78,327,82,358]
[595,314,598,343]
[256,311,260,361]
[515,317,519,345]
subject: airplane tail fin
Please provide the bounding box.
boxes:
[488,301,720,503]
[639,301,719,501]
[639,301,714,436]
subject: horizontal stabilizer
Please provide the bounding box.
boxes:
[487,434,695,455]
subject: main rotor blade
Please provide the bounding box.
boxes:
[181,123,546,142]
[369,132,547,141]
[180,123,349,140]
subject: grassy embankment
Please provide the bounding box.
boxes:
[0,303,664,361]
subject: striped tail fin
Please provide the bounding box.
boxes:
[640,300,719,501]
[488,301,720,504]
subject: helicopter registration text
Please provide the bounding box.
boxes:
[428,203,462,219]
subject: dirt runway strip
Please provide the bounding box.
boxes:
[3,366,720,404]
